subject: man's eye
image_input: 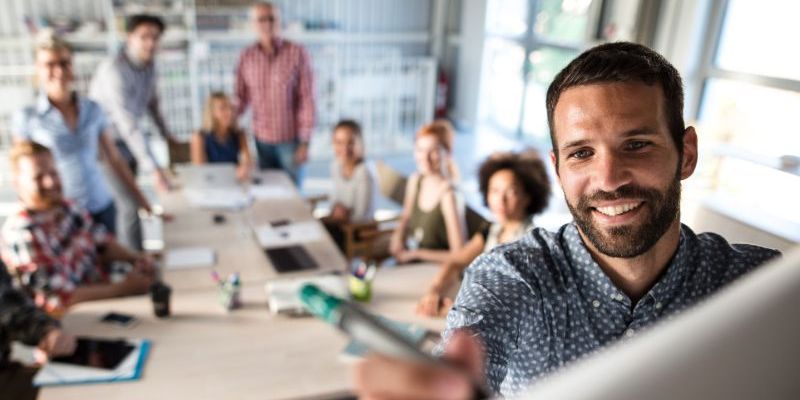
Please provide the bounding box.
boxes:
[569,149,593,159]
[627,141,650,150]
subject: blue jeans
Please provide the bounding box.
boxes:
[255,140,305,187]
[90,201,117,236]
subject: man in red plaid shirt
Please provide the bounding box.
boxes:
[234,2,316,185]
[0,142,156,315]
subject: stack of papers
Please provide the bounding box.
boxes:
[249,185,295,200]
[164,246,216,270]
[183,188,252,210]
[265,274,348,315]
[253,221,325,248]
[33,338,150,386]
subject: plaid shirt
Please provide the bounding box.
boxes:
[234,39,316,144]
[0,201,110,312]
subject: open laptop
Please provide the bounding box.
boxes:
[520,247,800,400]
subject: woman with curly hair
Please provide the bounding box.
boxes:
[416,150,551,317]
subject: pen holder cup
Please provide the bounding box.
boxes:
[218,282,241,311]
[348,275,373,302]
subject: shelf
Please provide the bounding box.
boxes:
[197,30,431,44]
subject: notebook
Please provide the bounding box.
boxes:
[33,338,150,386]
[164,246,216,270]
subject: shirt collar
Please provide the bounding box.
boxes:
[256,38,285,56]
[35,92,54,115]
[564,222,697,306]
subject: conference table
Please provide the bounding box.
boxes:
[41,169,447,400]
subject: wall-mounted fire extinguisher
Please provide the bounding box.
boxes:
[435,68,449,118]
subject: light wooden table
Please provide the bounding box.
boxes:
[41,170,445,400]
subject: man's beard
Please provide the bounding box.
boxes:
[567,173,681,258]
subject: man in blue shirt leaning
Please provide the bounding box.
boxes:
[352,42,780,398]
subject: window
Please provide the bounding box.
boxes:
[695,0,800,238]
[478,0,600,144]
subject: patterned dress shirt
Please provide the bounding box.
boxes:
[440,223,780,396]
[0,201,110,313]
[234,39,315,144]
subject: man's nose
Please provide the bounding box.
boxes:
[594,151,632,192]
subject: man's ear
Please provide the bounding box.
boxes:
[549,150,559,177]
[680,126,698,180]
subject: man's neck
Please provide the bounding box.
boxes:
[48,90,73,111]
[580,218,682,302]
[125,46,147,68]
[258,37,277,54]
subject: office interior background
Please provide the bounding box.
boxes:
[0,0,797,252]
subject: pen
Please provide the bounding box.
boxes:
[211,270,221,284]
[299,284,490,399]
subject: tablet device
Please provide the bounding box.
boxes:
[51,338,136,370]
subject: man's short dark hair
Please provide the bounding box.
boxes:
[333,119,362,138]
[546,42,685,162]
[126,14,165,34]
[478,150,551,217]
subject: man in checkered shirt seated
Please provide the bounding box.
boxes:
[1,141,156,315]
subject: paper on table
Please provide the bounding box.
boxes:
[265,274,348,315]
[249,185,294,200]
[165,247,216,269]
[253,221,325,248]
[33,339,149,386]
[183,188,252,210]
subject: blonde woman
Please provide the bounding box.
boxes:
[390,120,466,264]
[11,30,152,235]
[190,92,253,181]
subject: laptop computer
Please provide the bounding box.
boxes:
[175,164,239,190]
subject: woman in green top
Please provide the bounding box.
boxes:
[390,120,467,264]
[416,150,551,317]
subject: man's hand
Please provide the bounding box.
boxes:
[117,269,155,296]
[133,253,157,277]
[293,143,309,166]
[353,330,486,400]
[35,328,77,364]
[155,168,174,192]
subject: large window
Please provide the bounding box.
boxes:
[695,0,800,239]
[478,0,600,144]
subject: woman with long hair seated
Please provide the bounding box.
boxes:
[416,150,551,317]
[390,120,467,264]
[190,92,253,181]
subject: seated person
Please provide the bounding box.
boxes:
[390,120,467,264]
[321,120,375,252]
[353,42,781,399]
[190,92,253,181]
[416,150,551,317]
[12,30,153,235]
[1,142,156,316]
[1,259,76,400]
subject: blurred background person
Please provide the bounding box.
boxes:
[1,142,156,316]
[12,30,152,235]
[390,120,466,264]
[416,150,551,317]
[320,119,374,252]
[1,259,76,400]
[190,92,253,181]
[235,1,315,186]
[89,14,176,251]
